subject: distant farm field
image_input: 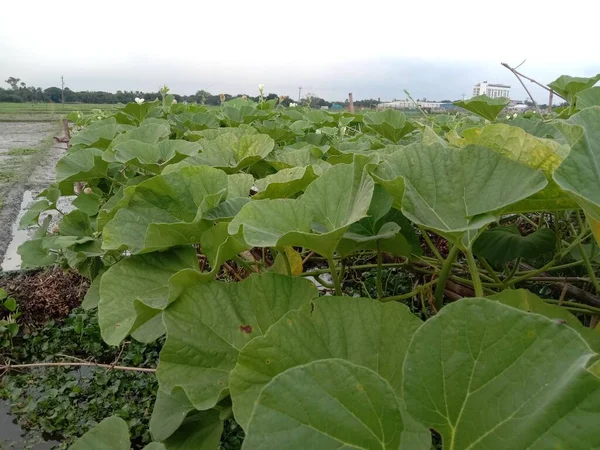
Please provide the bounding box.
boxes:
[0,103,117,122]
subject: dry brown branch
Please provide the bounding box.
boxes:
[1,361,156,373]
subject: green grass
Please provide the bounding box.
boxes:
[6,147,39,156]
[0,102,116,122]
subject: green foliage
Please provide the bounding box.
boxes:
[16,91,600,449]
[453,95,510,121]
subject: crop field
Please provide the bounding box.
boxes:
[1,75,600,449]
[0,102,116,122]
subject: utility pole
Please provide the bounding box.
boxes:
[462,93,466,100]
[348,93,355,113]
[61,76,65,104]
[548,89,553,114]
[298,86,302,103]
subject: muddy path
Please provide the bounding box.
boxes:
[0,122,67,268]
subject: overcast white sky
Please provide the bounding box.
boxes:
[1,0,599,102]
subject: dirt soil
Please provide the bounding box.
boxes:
[0,122,67,265]
[0,267,89,326]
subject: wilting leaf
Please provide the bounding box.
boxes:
[403,297,600,450]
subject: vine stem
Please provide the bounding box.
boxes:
[376,241,383,298]
[577,243,600,293]
[433,245,459,310]
[327,256,343,296]
[380,278,439,303]
[0,362,156,373]
[465,249,484,297]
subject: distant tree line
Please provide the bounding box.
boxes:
[1,77,380,108]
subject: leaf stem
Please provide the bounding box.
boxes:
[380,278,439,303]
[376,241,383,298]
[577,243,600,293]
[479,257,502,285]
[419,227,443,262]
[433,245,459,310]
[465,249,484,297]
[327,256,343,296]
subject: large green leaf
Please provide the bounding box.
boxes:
[553,106,600,220]
[363,109,415,143]
[453,95,510,121]
[266,144,327,170]
[56,148,108,183]
[160,410,223,450]
[69,118,121,148]
[549,74,600,103]
[230,296,423,431]
[111,139,201,174]
[98,246,198,346]
[195,132,275,173]
[157,273,318,410]
[253,166,320,199]
[150,388,196,442]
[230,162,374,257]
[102,166,228,253]
[472,226,556,265]
[576,86,600,109]
[403,297,600,450]
[373,144,547,248]
[337,185,416,257]
[243,359,407,450]
[70,416,130,450]
[449,124,573,211]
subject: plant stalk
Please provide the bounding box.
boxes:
[376,241,383,298]
[327,256,343,296]
[465,249,484,297]
[577,243,600,293]
[433,245,459,310]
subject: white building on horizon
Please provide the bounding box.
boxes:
[472,81,510,99]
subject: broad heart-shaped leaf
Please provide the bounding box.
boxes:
[150,388,196,442]
[56,147,108,183]
[111,139,202,174]
[194,132,275,173]
[403,297,600,450]
[70,416,130,450]
[576,86,600,109]
[157,273,318,411]
[102,166,228,254]
[487,289,586,334]
[69,117,122,148]
[98,246,198,346]
[230,296,423,432]
[336,185,417,257]
[265,143,328,170]
[363,109,416,143]
[373,144,547,248]
[160,410,223,450]
[553,106,600,220]
[243,359,408,450]
[472,226,556,265]
[230,162,374,258]
[453,95,510,121]
[106,120,171,156]
[449,123,574,211]
[549,73,600,102]
[253,165,320,199]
